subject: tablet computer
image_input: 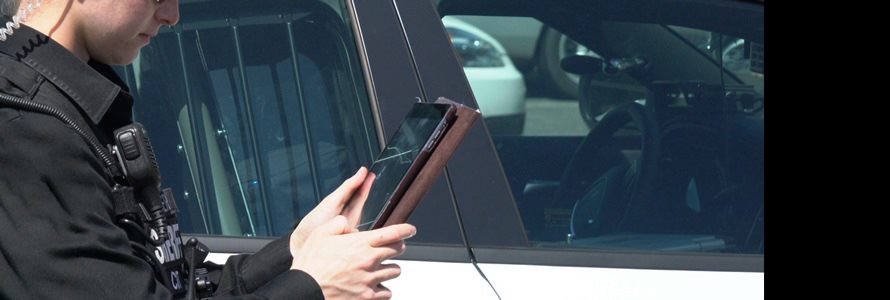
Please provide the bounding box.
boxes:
[355,98,479,231]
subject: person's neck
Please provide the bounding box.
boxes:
[21,4,89,62]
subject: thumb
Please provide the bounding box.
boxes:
[313,215,350,237]
[312,167,368,214]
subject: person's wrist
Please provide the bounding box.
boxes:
[288,231,307,264]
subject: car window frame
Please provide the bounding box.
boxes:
[431,0,764,272]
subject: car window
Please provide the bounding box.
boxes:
[445,6,764,254]
[442,15,590,137]
[117,0,378,237]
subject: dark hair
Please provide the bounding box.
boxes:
[1,0,20,18]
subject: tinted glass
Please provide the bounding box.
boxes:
[444,0,764,254]
[119,0,378,237]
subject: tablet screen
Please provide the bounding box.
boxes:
[356,103,453,230]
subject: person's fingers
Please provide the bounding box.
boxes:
[370,283,393,300]
[363,223,417,248]
[343,171,375,227]
[367,240,407,262]
[315,167,367,213]
[292,168,367,244]
[370,263,402,284]
[313,215,350,237]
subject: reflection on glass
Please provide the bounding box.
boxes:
[356,103,450,230]
[127,0,376,237]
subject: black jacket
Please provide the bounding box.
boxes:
[0,19,323,300]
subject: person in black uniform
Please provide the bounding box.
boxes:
[0,0,415,299]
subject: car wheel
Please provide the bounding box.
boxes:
[536,27,585,100]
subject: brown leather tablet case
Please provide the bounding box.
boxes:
[382,97,480,227]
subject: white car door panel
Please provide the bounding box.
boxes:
[479,263,764,300]
[206,254,499,299]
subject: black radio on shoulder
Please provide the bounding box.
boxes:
[109,122,210,299]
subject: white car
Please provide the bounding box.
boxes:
[120,0,763,298]
[442,16,526,135]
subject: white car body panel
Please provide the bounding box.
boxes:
[478,263,764,300]
[205,254,499,299]
[386,260,499,299]
[207,253,762,299]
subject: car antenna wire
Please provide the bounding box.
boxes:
[443,167,503,300]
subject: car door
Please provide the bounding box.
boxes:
[428,0,765,299]
[117,0,497,298]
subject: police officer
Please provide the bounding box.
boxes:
[0,1,415,299]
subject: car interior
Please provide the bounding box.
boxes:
[121,0,377,237]
[439,0,764,254]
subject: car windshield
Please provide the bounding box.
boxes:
[571,21,764,120]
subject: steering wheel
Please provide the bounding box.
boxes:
[551,101,659,238]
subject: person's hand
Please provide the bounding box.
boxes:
[289,167,373,255]
[293,215,416,300]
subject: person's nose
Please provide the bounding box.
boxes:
[156,0,181,26]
